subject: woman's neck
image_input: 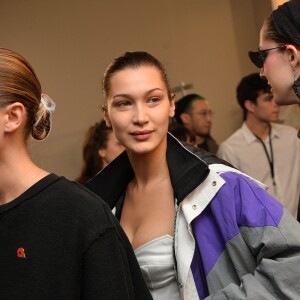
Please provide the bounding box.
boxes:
[0,146,48,205]
[127,139,169,188]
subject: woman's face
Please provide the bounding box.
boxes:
[259,23,300,105]
[104,66,175,155]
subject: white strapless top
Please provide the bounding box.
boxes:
[134,235,182,300]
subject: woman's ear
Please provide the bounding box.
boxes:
[4,102,26,133]
[102,106,112,128]
[286,45,300,69]
[169,93,176,117]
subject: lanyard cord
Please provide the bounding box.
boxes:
[254,126,276,186]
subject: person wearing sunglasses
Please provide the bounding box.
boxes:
[217,73,300,219]
[248,0,300,109]
[249,0,300,219]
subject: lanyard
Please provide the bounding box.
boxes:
[254,127,276,187]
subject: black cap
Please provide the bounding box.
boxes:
[174,93,205,124]
[272,0,300,46]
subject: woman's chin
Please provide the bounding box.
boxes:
[273,93,300,106]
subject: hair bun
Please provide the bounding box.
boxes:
[41,93,56,113]
[31,93,56,140]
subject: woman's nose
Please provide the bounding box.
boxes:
[133,104,149,124]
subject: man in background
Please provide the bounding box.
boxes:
[217,73,300,218]
[174,93,218,154]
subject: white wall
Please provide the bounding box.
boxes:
[0,0,272,179]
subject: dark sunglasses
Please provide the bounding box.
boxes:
[248,44,288,68]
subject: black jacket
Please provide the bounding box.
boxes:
[87,133,231,216]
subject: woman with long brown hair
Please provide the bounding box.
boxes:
[76,120,124,183]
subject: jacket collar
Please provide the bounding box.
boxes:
[86,133,210,208]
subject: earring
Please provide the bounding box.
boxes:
[292,74,300,100]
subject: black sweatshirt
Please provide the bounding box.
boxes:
[0,174,152,300]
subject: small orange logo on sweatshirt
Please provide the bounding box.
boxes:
[17,247,26,259]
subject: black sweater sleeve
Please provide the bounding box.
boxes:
[81,228,134,299]
[81,209,153,300]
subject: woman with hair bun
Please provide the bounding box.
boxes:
[0,48,152,299]
[248,0,300,137]
[249,0,300,106]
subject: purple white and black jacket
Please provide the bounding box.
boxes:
[87,133,300,299]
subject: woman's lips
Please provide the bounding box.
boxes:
[131,130,153,141]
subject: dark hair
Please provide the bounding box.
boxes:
[267,0,300,46]
[0,48,53,140]
[264,15,290,45]
[236,73,271,120]
[103,51,171,101]
[174,93,205,124]
[76,120,112,184]
[169,123,196,145]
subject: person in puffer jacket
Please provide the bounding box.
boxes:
[88,51,300,300]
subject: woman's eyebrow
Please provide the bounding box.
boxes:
[145,88,164,94]
[113,88,164,99]
[113,93,133,100]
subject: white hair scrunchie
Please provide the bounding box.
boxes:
[34,94,56,127]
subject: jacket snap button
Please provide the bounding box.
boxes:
[212,181,217,186]
[192,205,197,210]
